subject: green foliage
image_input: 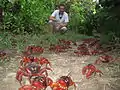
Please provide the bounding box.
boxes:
[0,0,97,35]
[0,31,92,52]
[1,0,120,44]
[95,0,120,43]
[69,0,96,35]
[1,0,55,34]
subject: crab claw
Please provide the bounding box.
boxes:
[16,69,24,86]
[82,65,89,75]
[47,77,53,86]
[67,76,76,90]
[38,67,52,76]
[32,76,53,89]
[95,69,103,77]
[32,81,45,89]
[82,64,103,79]
[85,69,94,79]
[39,57,51,67]
[95,54,114,64]
[18,85,36,90]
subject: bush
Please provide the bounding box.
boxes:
[0,0,55,34]
[68,0,96,36]
[95,0,120,43]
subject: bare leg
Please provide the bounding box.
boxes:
[60,26,67,34]
[48,22,57,33]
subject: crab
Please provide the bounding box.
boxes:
[75,47,103,56]
[58,39,77,49]
[59,39,77,46]
[59,39,73,46]
[39,57,51,67]
[20,56,35,66]
[19,75,53,90]
[74,43,93,56]
[82,38,101,50]
[82,64,103,79]
[25,45,44,54]
[16,62,52,86]
[18,85,36,90]
[31,76,53,89]
[0,50,7,60]
[88,49,100,55]
[82,38,99,45]
[20,56,51,67]
[77,44,87,50]
[49,44,67,53]
[50,76,76,90]
[0,50,6,57]
[77,38,104,56]
[95,54,114,64]
[74,50,90,56]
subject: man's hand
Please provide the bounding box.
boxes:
[49,16,58,22]
[59,23,67,27]
[56,23,67,30]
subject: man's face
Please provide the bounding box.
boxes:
[59,6,65,13]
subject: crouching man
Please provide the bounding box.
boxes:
[49,4,69,33]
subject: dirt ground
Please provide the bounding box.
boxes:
[0,47,120,90]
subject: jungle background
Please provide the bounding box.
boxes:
[0,0,120,90]
[1,0,120,48]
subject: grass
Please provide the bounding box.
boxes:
[0,31,93,52]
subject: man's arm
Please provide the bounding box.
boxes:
[49,10,57,22]
[49,16,56,21]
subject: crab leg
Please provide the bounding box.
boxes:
[38,67,52,76]
[16,70,24,86]
[95,69,103,77]
[82,66,89,75]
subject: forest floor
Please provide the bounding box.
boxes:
[0,42,120,90]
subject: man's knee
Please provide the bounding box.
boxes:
[60,27,67,31]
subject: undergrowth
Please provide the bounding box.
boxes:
[0,31,93,52]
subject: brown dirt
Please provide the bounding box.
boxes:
[0,48,120,90]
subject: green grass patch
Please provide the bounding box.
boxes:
[0,31,93,52]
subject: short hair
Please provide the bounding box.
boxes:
[58,4,65,8]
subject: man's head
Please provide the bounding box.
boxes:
[58,4,65,13]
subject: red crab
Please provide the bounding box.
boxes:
[31,76,53,89]
[20,56,35,66]
[59,39,77,46]
[18,85,36,90]
[49,44,66,53]
[19,76,53,90]
[77,44,87,50]
[82,38,99,44]
[91,42,101,49]
[26,45,44,54]
[77,39,104,56]
[82,64,103,79]
[74,50,90,56]
[59,39,72,45]
[20,56,51,67]
[82,38,101,50]
[50,76,76,90]
[39,57,51,67]
[0,50,6,59]
[75,44,91,56]
[95,54,114,64]
[16,62,52,85]
[0,50,6,57]
[88,49,100,55]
